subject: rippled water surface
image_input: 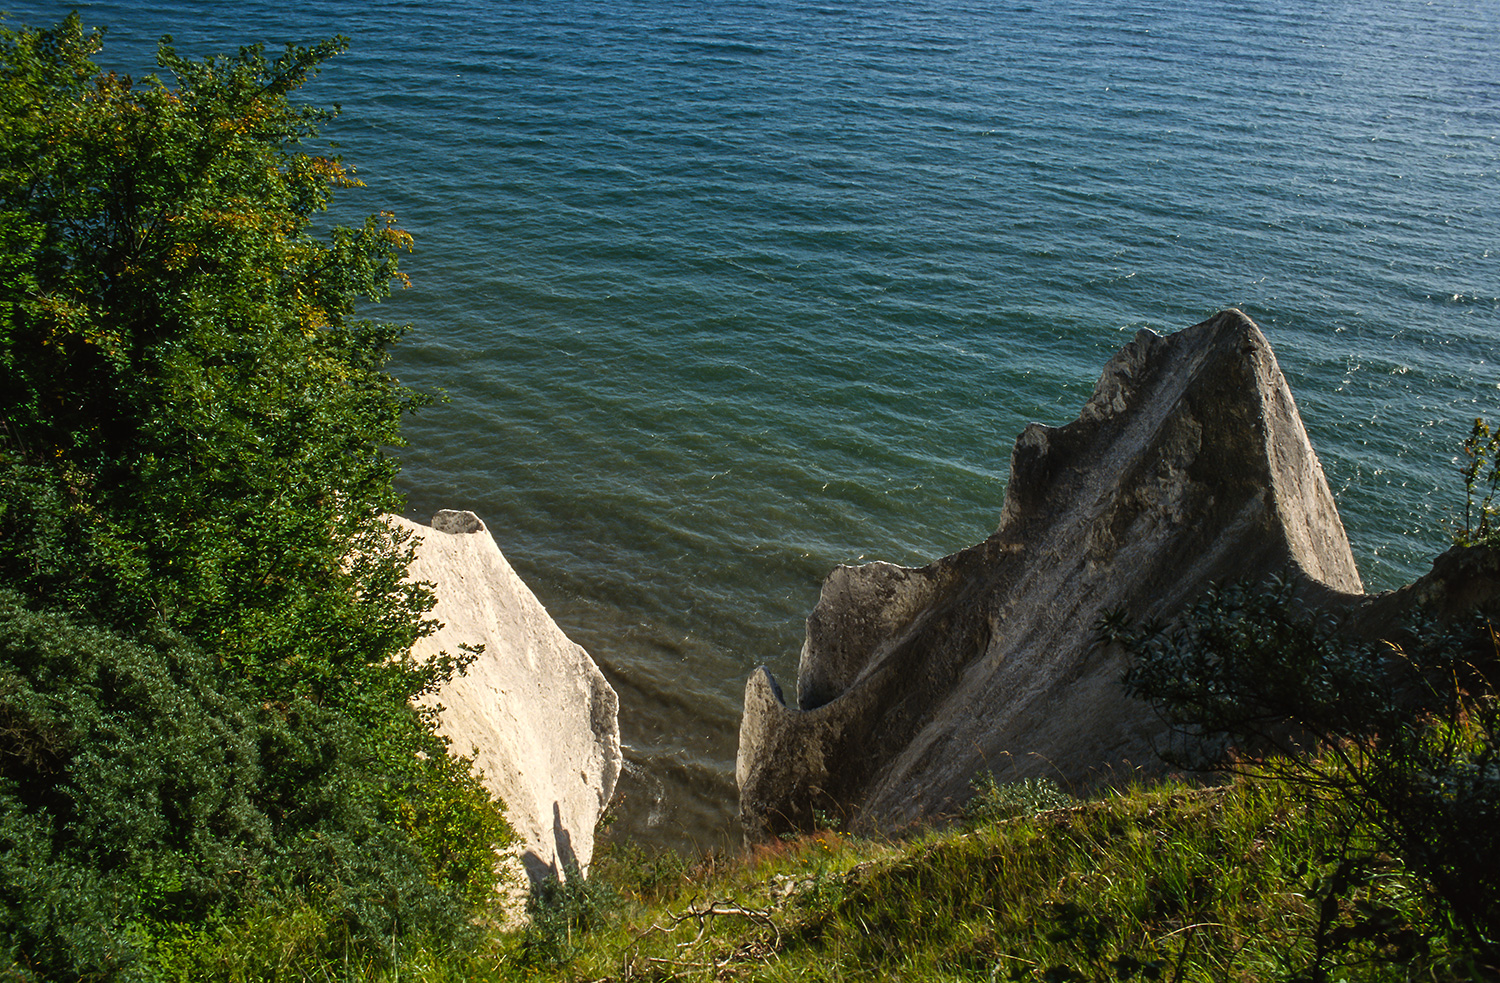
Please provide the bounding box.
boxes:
[22,0,1500,851]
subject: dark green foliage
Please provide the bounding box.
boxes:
[0,15,511,979]
[0,591,504,982]
[1460,416,1500,546]
[1111,575,1500,969]
[1111,576,1394,766]
[518,866,622,967]
[0,591,269,979]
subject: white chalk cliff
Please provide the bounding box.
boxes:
[738,310,1381,838]
[389,510,621,883]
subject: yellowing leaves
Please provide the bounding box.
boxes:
[31,292,91,336]
[298,304,330,331]
[165,238,200,269]
[199,197,297,237]
[297,153,364,189]
[376,211,413,252]
[212,96,277,136]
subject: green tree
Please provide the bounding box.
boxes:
[0,16,510,980]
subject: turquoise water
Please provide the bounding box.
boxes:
[17,0,1500,852]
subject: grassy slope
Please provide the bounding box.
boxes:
[574,777,1464,983]
[174,770,1486,982]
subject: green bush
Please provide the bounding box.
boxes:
[0,16,429,694]
[964,775,1073,827]
[0,15,512,978]
[1110,574,1500,968]
[518,866,621,967]
[0,590,509,981]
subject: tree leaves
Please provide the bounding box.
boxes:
[0,16,510,979]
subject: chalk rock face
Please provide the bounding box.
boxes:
[390,511,621,883]
[738,310,1366,839]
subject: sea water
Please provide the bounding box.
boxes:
[12,0,1499,853]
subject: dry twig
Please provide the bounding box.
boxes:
[619,896,782,978]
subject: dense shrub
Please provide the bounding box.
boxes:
[1110,573,1500,967]
[0,591,511,981]
[0,15,511,979]
[518,865,622,967]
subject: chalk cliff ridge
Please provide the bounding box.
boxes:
[390,510,621,884]
[738,309,1371,839]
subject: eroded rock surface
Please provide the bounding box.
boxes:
[739,310,1373,839]
[390,511,621,883]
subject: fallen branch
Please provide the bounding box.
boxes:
[619,896,782,979]
[672,899,780,949]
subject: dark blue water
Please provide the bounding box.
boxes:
[15,0,1499,851]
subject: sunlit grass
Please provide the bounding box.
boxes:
[159,766,1483,982]
[534,769,1470,982]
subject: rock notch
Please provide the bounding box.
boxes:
[390,510,622,883]
[738,310,1372,839]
